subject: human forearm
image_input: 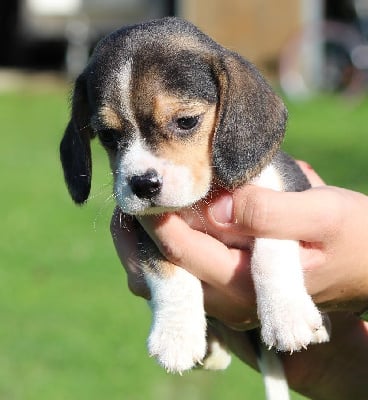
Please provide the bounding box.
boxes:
[282,313,368,400]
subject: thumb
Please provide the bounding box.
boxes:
[211,185,339,242]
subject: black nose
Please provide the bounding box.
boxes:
[129,169,162,200]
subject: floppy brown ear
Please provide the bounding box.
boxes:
[212,52,287,189]
[60,74,94,204]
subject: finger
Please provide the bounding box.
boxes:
[211,186,342,242]
[138,213,255,304]
[203,283,258,328]
[110,208,151,299]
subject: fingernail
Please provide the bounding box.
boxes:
[210,193,233,224]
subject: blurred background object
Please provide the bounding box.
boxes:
[1,0,367,94]
[280,0,368,98]
[178,0,305,80]
[179,0,368,97]
[0,0,173,76]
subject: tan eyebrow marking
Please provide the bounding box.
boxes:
[100,106,123,130]
[91,106,123,132]
[153,94,211,127]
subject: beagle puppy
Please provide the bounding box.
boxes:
[60,17,329,399]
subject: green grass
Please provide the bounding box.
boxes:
[284,95,368,193]
[1,86,367,400]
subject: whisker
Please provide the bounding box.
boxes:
[79,123,91,132]
[201,197,211,206]
[190,203,208,235]
[92,192,115,232]
[88,182,112,202]
[88,177,116,231]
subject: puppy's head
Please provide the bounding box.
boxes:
[60,17,287,215]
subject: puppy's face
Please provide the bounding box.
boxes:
[60,17,287,214]
[90,55,218,214]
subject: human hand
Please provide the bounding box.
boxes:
[208,312,368,399]
[110,162,368,398]
[207,165,368,316]
[112,162,368,324]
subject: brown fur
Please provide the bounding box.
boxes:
[95,106,124,131]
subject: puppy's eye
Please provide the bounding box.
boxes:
[176,116,199,130]
[98,129,121,149]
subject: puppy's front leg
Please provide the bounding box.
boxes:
[252,238,329,352]
[142,248,207,373]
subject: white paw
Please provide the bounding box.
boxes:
[260,294,323,352]
[202,340,232,371]
[310,314,331,344]
[145,266,207,373]
[148,317,207,374]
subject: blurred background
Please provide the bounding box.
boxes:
[1,1,368,399]
[2,0,368,93]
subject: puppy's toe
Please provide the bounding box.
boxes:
[260,294,324,352]
[202,339,231,371]
[311,314,331,344]
[148,318,207,373]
